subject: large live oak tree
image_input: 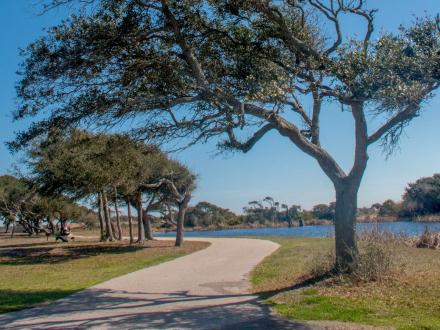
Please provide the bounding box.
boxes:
[12,0,440,270]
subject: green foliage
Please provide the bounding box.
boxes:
[28,129,195,200]
[0,174,94,232]
[11,1,440,152]
[243,197,302,225]
[185,201,240,227]
[311,203,335,221]
[403,173,440,215]
[377,199,402,217]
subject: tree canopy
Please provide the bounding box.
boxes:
[12,0,440,270]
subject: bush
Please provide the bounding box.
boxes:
[414,228,440,249]
[309,229,401,283]
[350,239,396,282]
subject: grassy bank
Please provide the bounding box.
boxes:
[0,233,208,313]
[251,237,440,330]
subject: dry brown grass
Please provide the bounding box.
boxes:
[252,236,440,329]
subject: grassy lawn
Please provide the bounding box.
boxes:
[251,237,440,330]
[0,232,208,313]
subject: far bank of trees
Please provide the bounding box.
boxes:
[181,173,440,229]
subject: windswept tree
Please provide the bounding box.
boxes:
[0,174,94,237]
[12,0,440,270]
[27,129,195,245]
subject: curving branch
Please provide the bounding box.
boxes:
[367,104,420,145]
[257,1,321,59]
[223,124,275,153]
[342,1,376,56]
[160,0,209,89]
[308,0,342,55]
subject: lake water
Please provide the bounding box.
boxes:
[157,221,440,238]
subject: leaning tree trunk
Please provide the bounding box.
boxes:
[136,191,145,243]
[10,219,16,238]
[126,197,134,244]
[175,193,191,247]
[102,191,114,242]
[333,179,361,272]
[114,187,122,240]
[47,215,55,234]
[97,193,105,241]
[143,211,154,240]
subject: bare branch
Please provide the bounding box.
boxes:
[342,1,376,56]
[308,0,342,55]
[257,2,321,59]
[223,124,275,153]
[284,95,312,126]
[367,104,420,145]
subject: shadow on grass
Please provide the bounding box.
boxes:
[0,244,146,266]
[0,289,78,314]
[257,272,333,300]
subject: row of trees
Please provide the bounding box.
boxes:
[2,130,196,246]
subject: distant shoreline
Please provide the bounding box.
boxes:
[158,215,440,233]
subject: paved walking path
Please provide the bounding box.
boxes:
[0,237,314,329]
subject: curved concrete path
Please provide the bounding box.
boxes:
[0,237,313,329]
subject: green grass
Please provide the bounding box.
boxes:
[251,237,440,330]
[0,235,208,313]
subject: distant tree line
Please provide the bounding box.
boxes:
[359,174,440,219]
[182,173,440,228]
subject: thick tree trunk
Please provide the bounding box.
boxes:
[97,193,105,241]
[4,221,10,233]
[102,191,114,242]
[175,193,191,247]
[143,211,154,240]
[114,187,122,240]
[126,197,134,244]
[136,191,145,243]
[334,180,360,272]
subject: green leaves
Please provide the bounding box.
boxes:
[27,129,195,201]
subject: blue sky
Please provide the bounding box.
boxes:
[1,1,439,213]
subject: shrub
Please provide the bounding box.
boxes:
[414,228,440,249]
[350,239,396,282]
[309,229,401,283]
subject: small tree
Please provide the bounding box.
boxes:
[13,1,440,270]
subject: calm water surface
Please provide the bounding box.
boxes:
[157,221,440,238]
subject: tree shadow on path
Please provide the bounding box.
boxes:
[0,288,316,329]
